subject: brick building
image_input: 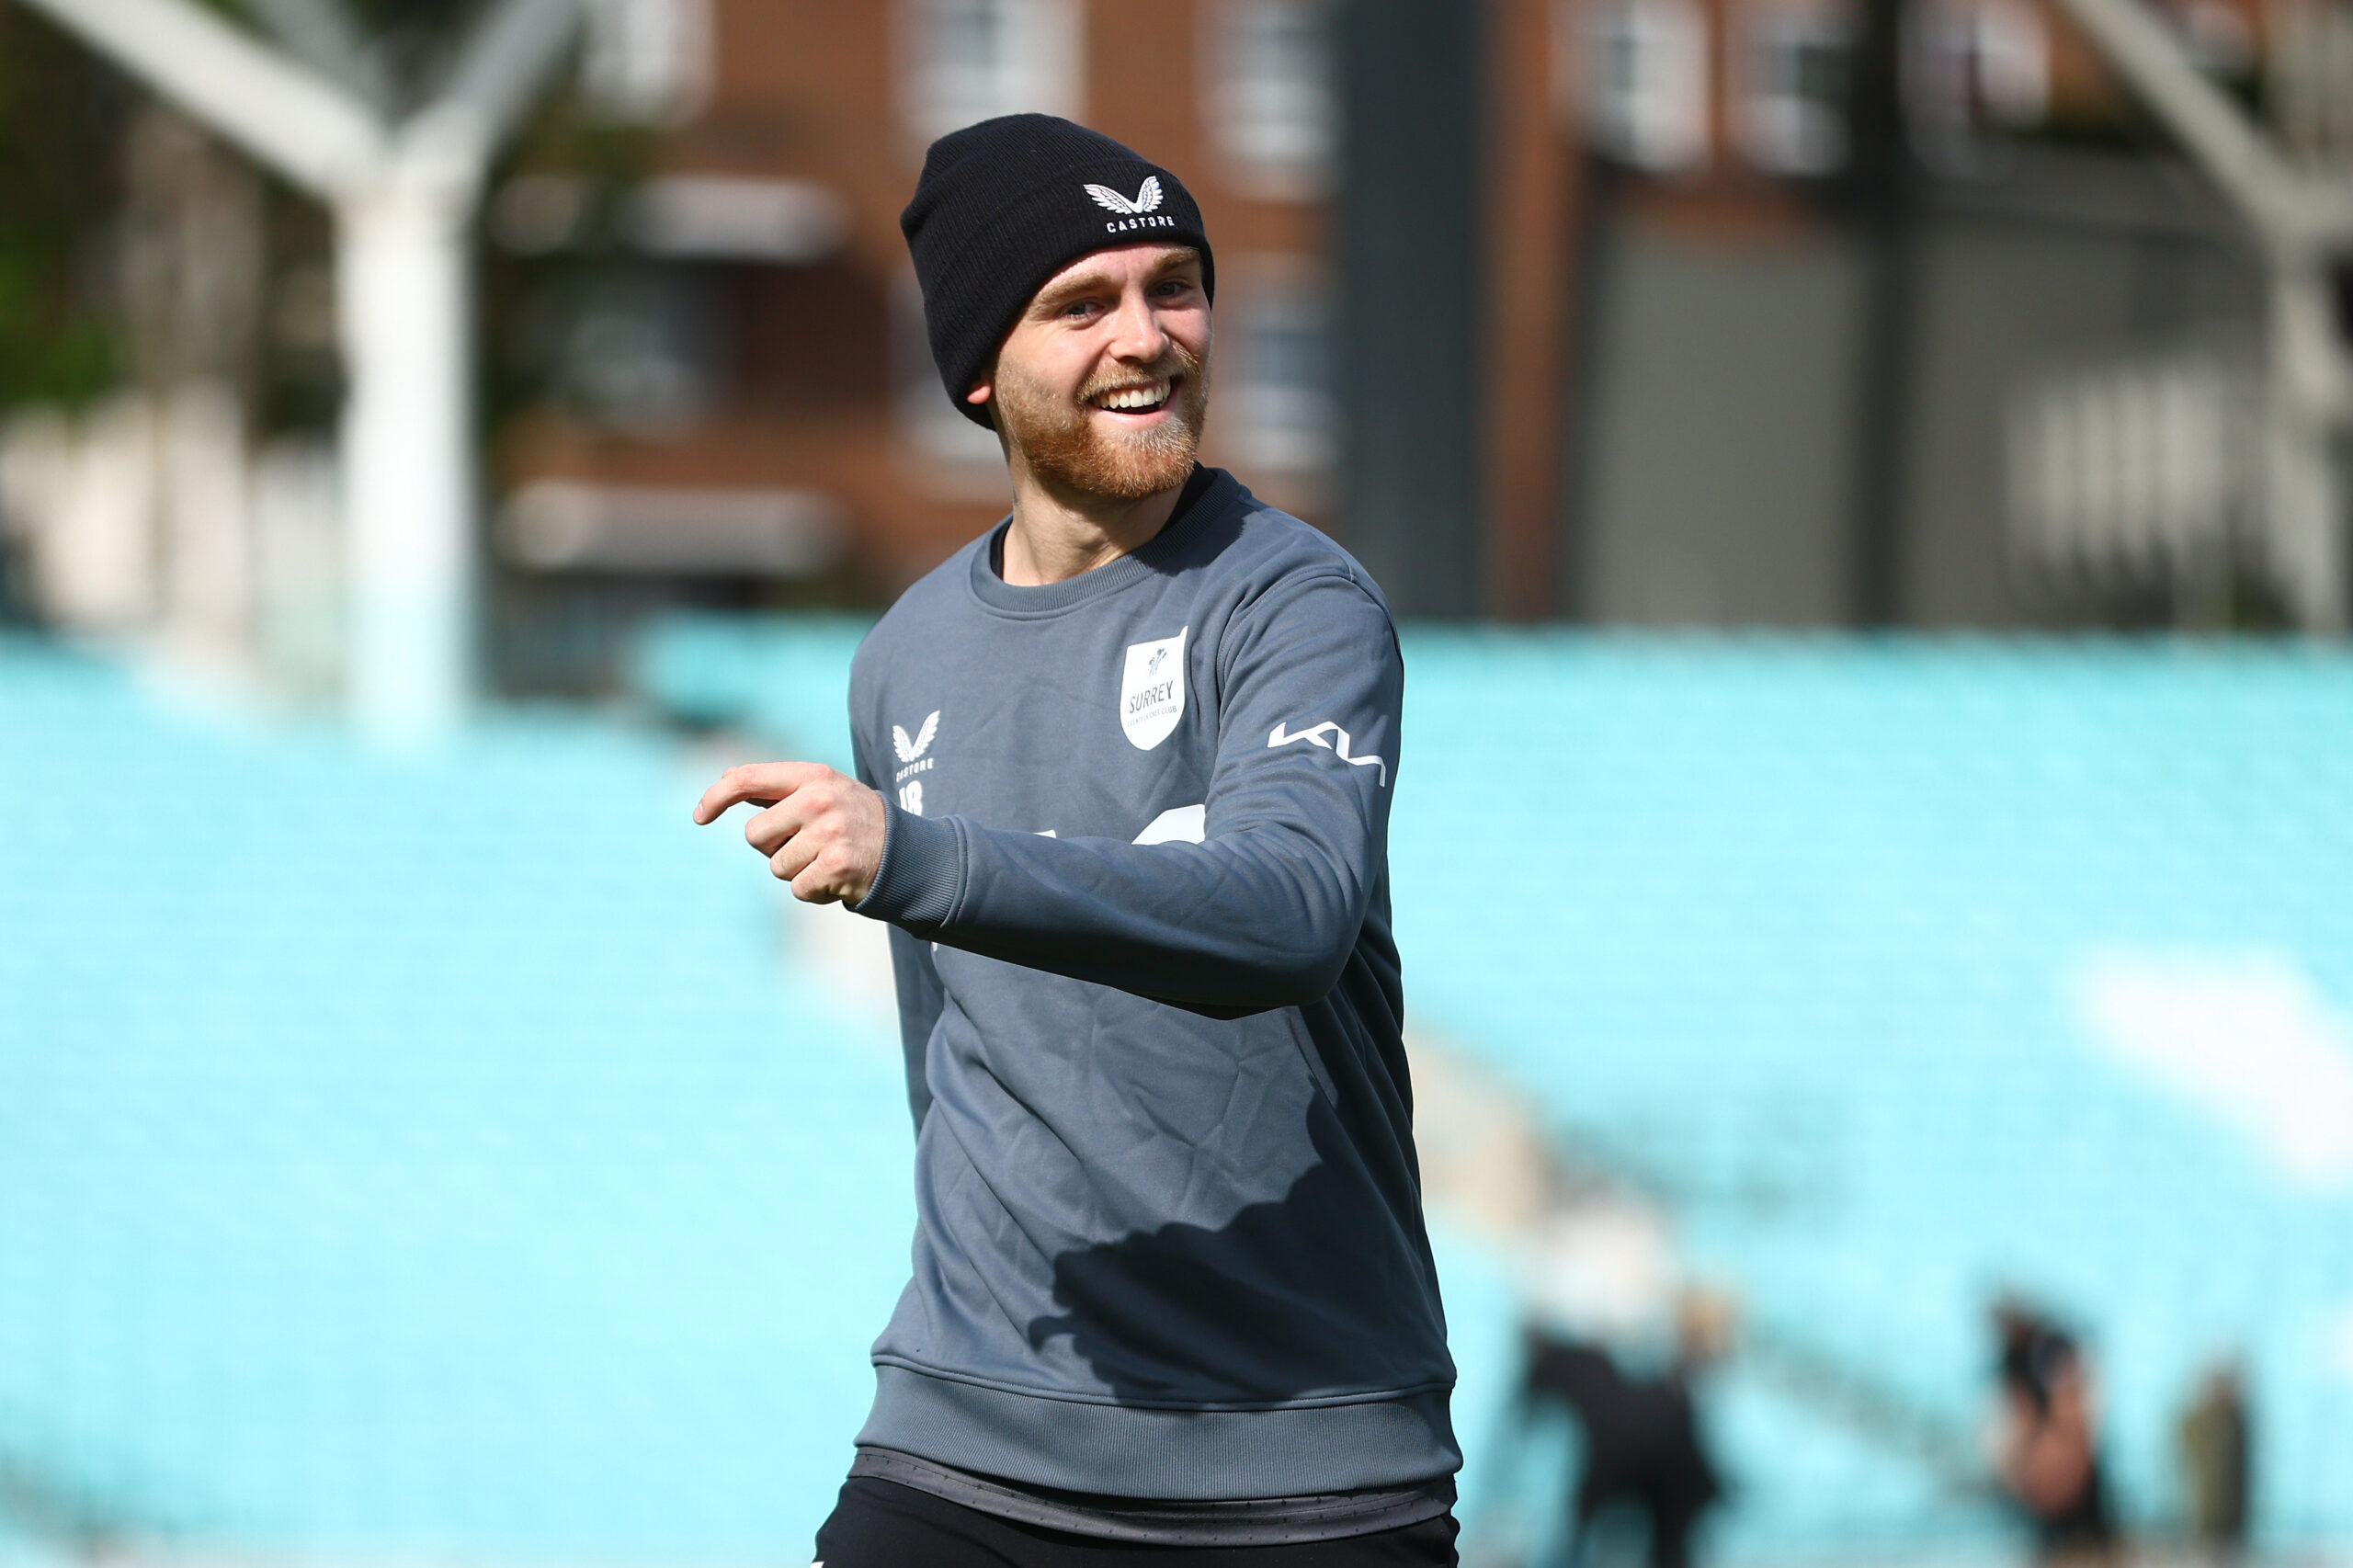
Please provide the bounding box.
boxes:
[492,0,1344,677]
[483,0,2317,687]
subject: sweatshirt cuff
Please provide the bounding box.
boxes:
[852,802,966,927]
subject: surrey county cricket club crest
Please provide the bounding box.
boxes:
[1119,628,1188,750]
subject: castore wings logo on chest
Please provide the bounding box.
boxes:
[892,710,939,763]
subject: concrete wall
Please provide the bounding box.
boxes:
[1901,162,2264,628]
[1568,217,1863,626]
[1562,152,2265,631]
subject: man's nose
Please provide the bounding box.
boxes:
[1107,289,1170,362]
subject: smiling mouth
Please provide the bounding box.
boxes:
[1088,377,1176,415]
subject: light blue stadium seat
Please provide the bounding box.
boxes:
[0,635,914,1562]
[9,623,2353,1562]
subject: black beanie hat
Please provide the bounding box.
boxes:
[901,114,1215,426]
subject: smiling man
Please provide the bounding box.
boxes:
[693,115,1459,1567]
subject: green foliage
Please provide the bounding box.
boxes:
[479,93,662,437]
[0,7,131,409]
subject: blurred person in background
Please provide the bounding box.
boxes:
[1515,1290,1732,1568]
[694,115,1458,1566]
[2177,1358,2251,1559]
[1988,1298,2116,1563]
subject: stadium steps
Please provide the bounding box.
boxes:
[0,1438,130,1558]
[1411,1029,1992,1517]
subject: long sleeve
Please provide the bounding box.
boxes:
[853,714,946,1130]
[852,569,1400,1013]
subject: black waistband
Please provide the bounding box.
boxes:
[847,1447,1456,1547]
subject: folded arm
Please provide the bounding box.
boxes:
[853,572,1400,1013]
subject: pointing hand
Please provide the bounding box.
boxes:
[693,761,889,905]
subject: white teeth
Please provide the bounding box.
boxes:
[1097,381,1170,411]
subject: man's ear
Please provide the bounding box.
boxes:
[966,379,1003,435]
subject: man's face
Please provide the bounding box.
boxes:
[971,244,1211,502]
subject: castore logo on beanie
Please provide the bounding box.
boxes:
[1085,177,1164,216]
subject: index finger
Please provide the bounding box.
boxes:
[693,761,831,825]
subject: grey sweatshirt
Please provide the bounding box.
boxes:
[845,467,1457,1500]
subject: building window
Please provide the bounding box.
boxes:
[554,267,724,437]
[1963,0,2050,124]
[1738,8,1855,176]
[2271,0,2353,165]
[901,0,1083,150]
[580,0,712,125]
[2006,348,2254,597]
[1206,0,1336,199]
[1222,263,1334,475]
[2166,0,2253,74]
[892,272,1007,485]
[1909,0,2049,162]
[1581,0,1711,173]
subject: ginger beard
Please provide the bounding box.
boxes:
[990,337,1211,503]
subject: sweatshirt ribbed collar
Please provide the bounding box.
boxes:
[965,466,1236,619]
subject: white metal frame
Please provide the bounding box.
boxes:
[17,0,582,738]
[2041,0,2353,630]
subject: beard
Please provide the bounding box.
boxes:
[991,340,1211,503]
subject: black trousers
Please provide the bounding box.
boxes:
[813,1478,1460,1567]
